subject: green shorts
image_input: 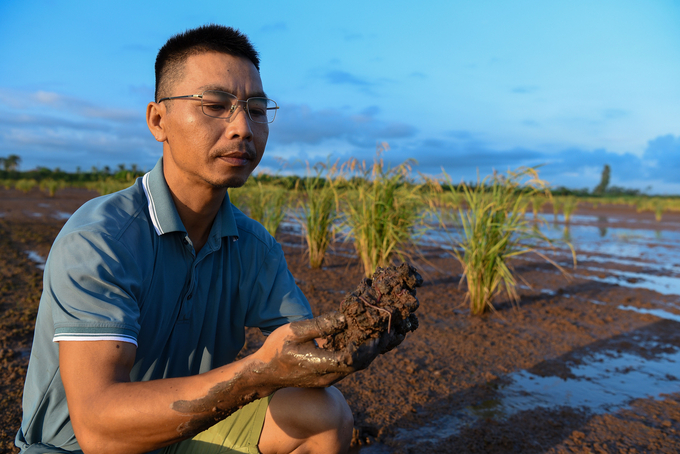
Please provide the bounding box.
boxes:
[159,396,272,454]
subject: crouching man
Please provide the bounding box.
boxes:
[16,24,405,454]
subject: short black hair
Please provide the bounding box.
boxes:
[154,24,260,102]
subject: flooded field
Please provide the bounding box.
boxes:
[1,188,679,453]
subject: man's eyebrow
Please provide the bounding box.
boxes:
[197,85,268,99]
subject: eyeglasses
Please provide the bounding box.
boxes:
[158,90,279,124]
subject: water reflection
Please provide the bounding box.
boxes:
[597,216,608,237]
[389,328,680,447]
[562,226,571,242]
[25,251,46,270]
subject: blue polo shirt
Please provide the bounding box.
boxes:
[16,158,312,453]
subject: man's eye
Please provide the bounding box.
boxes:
[248,108,266,118]
[204,103,227,112]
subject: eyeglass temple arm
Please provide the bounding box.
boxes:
[157,94,202,102]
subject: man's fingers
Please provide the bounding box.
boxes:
[288,342,355,374]
[289,311,346,342]
[349,330,405,370]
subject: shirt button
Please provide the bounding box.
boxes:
[187,294,193,300]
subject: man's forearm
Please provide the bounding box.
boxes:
[61,342,276,454]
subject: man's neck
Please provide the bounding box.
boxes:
[164,171,227,254]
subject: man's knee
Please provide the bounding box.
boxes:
[259,387,353,453]
[271,387,353,436]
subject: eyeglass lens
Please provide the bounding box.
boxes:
[201,90,276,123]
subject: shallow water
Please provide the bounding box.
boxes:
[386,329,680,447]
[25,250,46,270]
[52,211,72,220]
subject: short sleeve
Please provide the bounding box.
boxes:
[245,241,313,334]
[47,230,142,345]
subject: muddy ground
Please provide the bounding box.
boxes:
[1,187,679,453]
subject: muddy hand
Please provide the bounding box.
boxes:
[254,312,369,388]
[378,325,406,355]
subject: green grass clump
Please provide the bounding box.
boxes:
[340,144,423,277]
[297,162,339,269]
[449,167,575,315]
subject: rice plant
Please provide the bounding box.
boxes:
[86,178,135,195]
[297,161,340,269]
[246,182,288,237]
[445,167,575,315]
[652,199,666,221]
[552,198,561,223]
[531,195,547,219]
[39,178,63,197]
[15,179,37,193]
[339,143,424,277]
[227,185,249,211]
[562,196,579,223]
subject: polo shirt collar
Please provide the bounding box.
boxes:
[142,158,239,239]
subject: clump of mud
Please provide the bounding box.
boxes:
[324,262,422,351]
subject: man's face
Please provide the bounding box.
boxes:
[160,52,268,189]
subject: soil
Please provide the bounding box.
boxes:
[324,263,422,352]
[1,187,679,453]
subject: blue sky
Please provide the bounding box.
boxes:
[1,0,679,193]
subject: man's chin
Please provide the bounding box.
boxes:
[211,174,251,189]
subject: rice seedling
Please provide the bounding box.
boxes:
[86,178,135,195]
[245,182,288,237]
[15,179,37,193]
[552,198,561,223]
[339,143,424,277]
[227,185,249,211]
[39,178,63,197]
[652,199,666,221]
[562,196,579,223]
[297,161,340,269]
[531,195,547,218]
[444,167,575,315]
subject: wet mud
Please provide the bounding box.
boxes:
[324,263,422,352]
[1,187,680,453]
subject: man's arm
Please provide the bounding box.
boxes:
[61,312,398,454]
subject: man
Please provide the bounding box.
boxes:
[16,25,405,454]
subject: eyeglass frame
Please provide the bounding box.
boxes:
[157,90,279,124]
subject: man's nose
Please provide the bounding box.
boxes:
[225,103,253,139]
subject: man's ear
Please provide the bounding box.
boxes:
[146,102,167,143]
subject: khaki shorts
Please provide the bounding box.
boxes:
[159,396,272,454]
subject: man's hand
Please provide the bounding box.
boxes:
[252,311,405,388]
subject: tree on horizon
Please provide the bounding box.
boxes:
[0,154,21,171]
[593,164,610,195]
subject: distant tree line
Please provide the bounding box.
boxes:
[0,156,672,199]
[551,164,654,197]
[0,156,145,183]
